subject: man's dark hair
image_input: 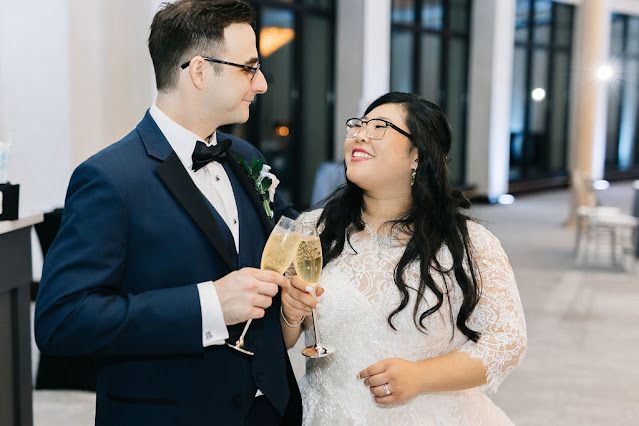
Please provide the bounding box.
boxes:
[149,0,255,91]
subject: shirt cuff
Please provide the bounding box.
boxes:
[197,281,229,346]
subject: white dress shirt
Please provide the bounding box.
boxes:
[150,104,238,347]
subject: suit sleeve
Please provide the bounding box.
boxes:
[35,161,204,357]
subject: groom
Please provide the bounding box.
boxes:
[34,1,301,425]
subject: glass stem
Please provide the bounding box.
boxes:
[237,319,252,345]
[310,287,322,346]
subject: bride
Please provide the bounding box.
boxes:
[280,92,527,425]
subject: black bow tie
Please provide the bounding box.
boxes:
[191,139,232,171]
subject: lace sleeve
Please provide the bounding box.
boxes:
[458,222,527,393]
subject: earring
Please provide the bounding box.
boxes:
[411,168,417,186]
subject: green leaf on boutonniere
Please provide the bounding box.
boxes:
[259,176,272,193]
[236,156,251,175]
[250,158,263,179]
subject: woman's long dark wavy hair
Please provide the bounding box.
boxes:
[318,92,481,342]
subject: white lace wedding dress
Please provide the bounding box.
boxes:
[298,210,527,425]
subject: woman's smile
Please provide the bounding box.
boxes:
[351,147,375,161]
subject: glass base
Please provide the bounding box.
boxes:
[226,342,254,356]
[302,344,334,358]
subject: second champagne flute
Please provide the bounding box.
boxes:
[226,216,302,355]
[295,221,334,358]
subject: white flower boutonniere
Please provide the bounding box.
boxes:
[235,155,279,218]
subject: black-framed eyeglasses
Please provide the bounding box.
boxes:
[345,118,412,140]
[180,57,260,82]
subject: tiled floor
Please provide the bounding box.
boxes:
[32,182,639,425]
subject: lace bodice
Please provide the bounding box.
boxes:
[297,210,527,425]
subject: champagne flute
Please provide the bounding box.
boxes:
[227,216,302,355]
[295,221,334,358]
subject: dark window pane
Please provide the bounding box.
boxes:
[419,33,441,103]
[529,49,548,133]
[548,52,569,172]
[610,16,624,57]
[606,14,639,172]
[449,0,469,33]
[300,0,333,8]
[392,0,415,24]
[259,9,295,201]
[553,4,572,47]
[533,0,552,44]
[390,29,414,93]
[515,0,530,43]
[605,73,622,167]
[511,0,576,181]
[510,47,527,135]
[627,17,639,55]
[617,59,639,169]
[301,15,332,205]
[510,47,527,180]
[421,0,443,30]
[392,0,471,185]
[446,38,467,184]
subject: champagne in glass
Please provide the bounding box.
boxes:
[261,232,303,273]
[227,216,301,355]
[295,221,333,358]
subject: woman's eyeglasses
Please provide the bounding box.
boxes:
[345,118,412,140]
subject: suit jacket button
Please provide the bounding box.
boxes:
[232,395,242,407]
[256,372,264,385]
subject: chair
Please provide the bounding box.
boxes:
[575,207,638,269]
[572,173,639,270]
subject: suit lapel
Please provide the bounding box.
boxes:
[226,152,274,234]
[156,152,235,270]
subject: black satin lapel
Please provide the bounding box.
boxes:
[227,153,274,233]
[156,152,235,270]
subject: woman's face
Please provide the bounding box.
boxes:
[344,103,418,195]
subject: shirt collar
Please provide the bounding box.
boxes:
[149,103,218,170]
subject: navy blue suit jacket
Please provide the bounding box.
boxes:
[35,112,301,425]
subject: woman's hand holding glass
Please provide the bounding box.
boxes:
[281,276,324,325]
[293,221,334,358]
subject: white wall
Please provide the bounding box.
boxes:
[0,0,159,279]
[0,0,72,217]
[68,0,157,167]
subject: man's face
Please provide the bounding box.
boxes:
[205,23,268,127]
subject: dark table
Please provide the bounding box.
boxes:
[0,214,43,426]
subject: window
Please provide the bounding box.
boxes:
[390,0,472,186]
[605,14,639,175]
[223,0,335,208]
[509,0,574,182]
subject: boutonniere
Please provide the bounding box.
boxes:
[235,155,280,218]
